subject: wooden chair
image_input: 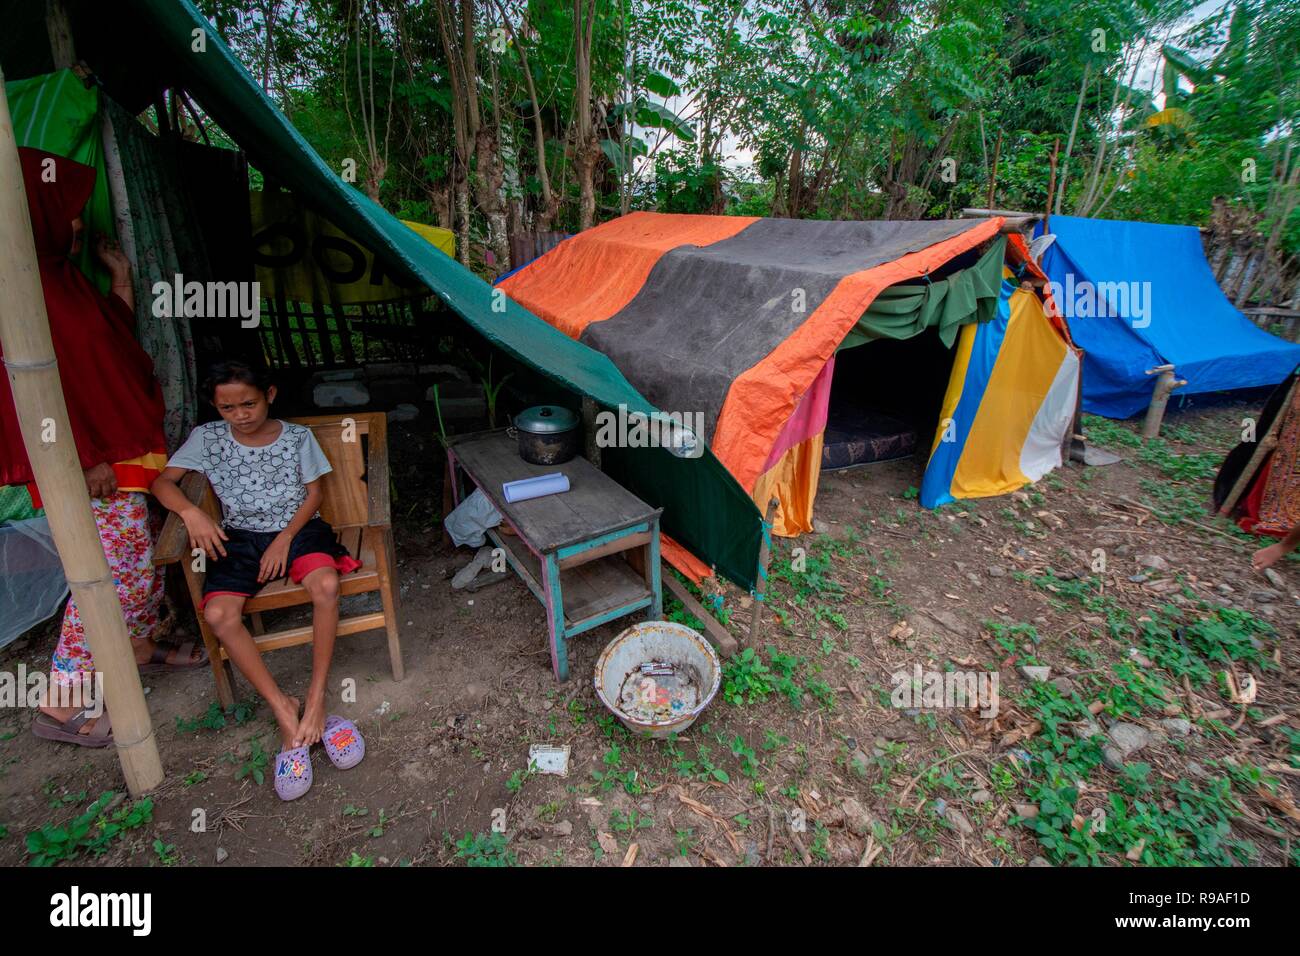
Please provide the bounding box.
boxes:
[154,412,404,707]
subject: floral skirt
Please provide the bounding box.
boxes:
[50,491,164,686]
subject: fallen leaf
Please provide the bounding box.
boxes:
[1256,786,1300,822]
[888,621,915,642]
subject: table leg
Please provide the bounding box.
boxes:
[541,552,569,680]
[646,519,662,621]
[446,449,463,507]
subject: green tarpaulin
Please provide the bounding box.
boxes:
[840,238,1006,350]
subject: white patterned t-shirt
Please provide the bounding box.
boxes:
[167,421,333,532]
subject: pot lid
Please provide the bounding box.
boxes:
[515,404,578,434]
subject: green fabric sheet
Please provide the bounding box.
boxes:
[4,68,113,291]
[840,237,1006,350]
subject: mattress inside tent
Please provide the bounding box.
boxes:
[821,402,918,470]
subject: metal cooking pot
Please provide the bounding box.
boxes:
[512,405,580,465]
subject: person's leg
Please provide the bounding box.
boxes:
[202,594,300,749]
[107,491,200,666]
[41,496,115,733]
[42,493,198,728]
[106,492,204,666]
[295,566,340,748]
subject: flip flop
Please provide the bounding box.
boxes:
[320,716,365,770]
[274,746,313,801]
[31,709,114,748]
[138,639,209,675]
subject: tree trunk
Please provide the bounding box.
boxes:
[573,0,598,231]
[474,124,511,269]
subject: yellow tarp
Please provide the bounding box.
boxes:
[752,433,824,536]
[948,281,1074,498]
[250,190,453,304]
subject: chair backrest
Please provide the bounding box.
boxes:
[287,412,386,529]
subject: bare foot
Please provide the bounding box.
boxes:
[132,636,205,668]
[271,694,301,751]
[296,693,327,749]
[1253,543,1286,573]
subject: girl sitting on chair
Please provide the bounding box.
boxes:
[151,360,365,800]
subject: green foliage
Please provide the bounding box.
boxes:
[233,737,270,786]
[152,838,179,866]
[455,831,516,867]
[591,743,642,794]
[175,700,258,734]
[26,792,153,867]
[722,647,773,705]
[610,809,654,833]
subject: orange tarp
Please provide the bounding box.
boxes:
[498,212,756,339]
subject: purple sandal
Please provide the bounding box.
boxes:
[274,746,313,801]
[321,716,365,770]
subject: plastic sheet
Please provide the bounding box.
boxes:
[0,517,69,648]
[443,488,502,548]
[502,472,570,503]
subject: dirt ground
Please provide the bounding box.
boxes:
[1,398,1297,868]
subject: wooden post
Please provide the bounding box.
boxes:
[0,68,163,795]
[582,396,601,468]
[45,0,76,70]
[1141,365,1187,440]
[748,498,778,646]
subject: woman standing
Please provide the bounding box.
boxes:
[0,147,206,747]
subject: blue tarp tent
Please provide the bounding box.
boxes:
[1036,215,1300,417]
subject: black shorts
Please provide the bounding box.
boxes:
[200,517,361,608]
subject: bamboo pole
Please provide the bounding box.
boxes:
[0,68,163,795]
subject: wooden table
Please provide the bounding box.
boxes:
[445,430,663,680]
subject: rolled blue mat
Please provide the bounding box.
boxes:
[503,472,571,503]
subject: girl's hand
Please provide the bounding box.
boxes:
[183,508,228,560]
[258,533,292,583]
[83,462,117,499]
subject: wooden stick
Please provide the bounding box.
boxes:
[749,498,778,647]
[1104,493,1253,552]
[1218,376,1297,516]
[662,569,736,658]
[0,68,163,795]
[44,0,76,70]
